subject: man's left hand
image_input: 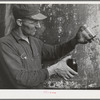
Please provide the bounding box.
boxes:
[75,26,95,44]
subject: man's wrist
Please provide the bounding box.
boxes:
[71,37,78,46]
[47,64,57,76]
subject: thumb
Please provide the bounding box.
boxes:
[62,55,72,62]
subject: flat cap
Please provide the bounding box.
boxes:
[12,4,47,20]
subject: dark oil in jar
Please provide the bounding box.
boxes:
[66,58,78,72]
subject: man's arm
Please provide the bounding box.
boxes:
[42,37,77,61]
[0,42,49,88]
[42,24,95,61]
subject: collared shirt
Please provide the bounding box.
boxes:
[0,28,76,89]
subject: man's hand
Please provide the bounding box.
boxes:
[75,26,95,44]
[47,56,78,81]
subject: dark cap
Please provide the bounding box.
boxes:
[12,4,47,20]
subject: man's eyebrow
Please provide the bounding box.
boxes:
[24,17,38,21]
[23,18,39,22]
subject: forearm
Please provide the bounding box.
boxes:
[15,68,49,88]
[70,37,78,48]
[55,37,78,58]
[42,37,77,61]
[47,64,57,76]
[0,54,49,88]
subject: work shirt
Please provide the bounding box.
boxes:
[0,28,76,89]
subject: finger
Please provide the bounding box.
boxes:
[65,74,70,79]
[88,31,94,38]
[89,35,96,41]
[58,72,70,80]
[68,67,78,75]
[62,55,72,61]
[58,74,69,81]
[65,73,72,79]
[87,28,97,39]
[63,77,68,81]
[87,37,95,43]
[84,31,96,42]
[84,33,92,40]
[67,72,74,78]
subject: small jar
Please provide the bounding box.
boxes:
[80,24,96,38]
[67,58,78,72]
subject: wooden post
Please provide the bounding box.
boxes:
[5,4,15,36]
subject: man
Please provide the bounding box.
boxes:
[0,4,94,89]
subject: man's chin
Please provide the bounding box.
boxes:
[31,33,36,36]
[29,32,36,36]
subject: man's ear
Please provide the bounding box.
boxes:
[16,19,22,26]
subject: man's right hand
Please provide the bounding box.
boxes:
[47,56,78,81]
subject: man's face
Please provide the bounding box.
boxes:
[21,18,41,36]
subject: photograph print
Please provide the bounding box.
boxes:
[0,3,100,89]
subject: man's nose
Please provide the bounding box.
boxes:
[36,21,41,28]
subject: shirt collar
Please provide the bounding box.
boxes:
[11,28,22,42]
[11,28,34,44]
